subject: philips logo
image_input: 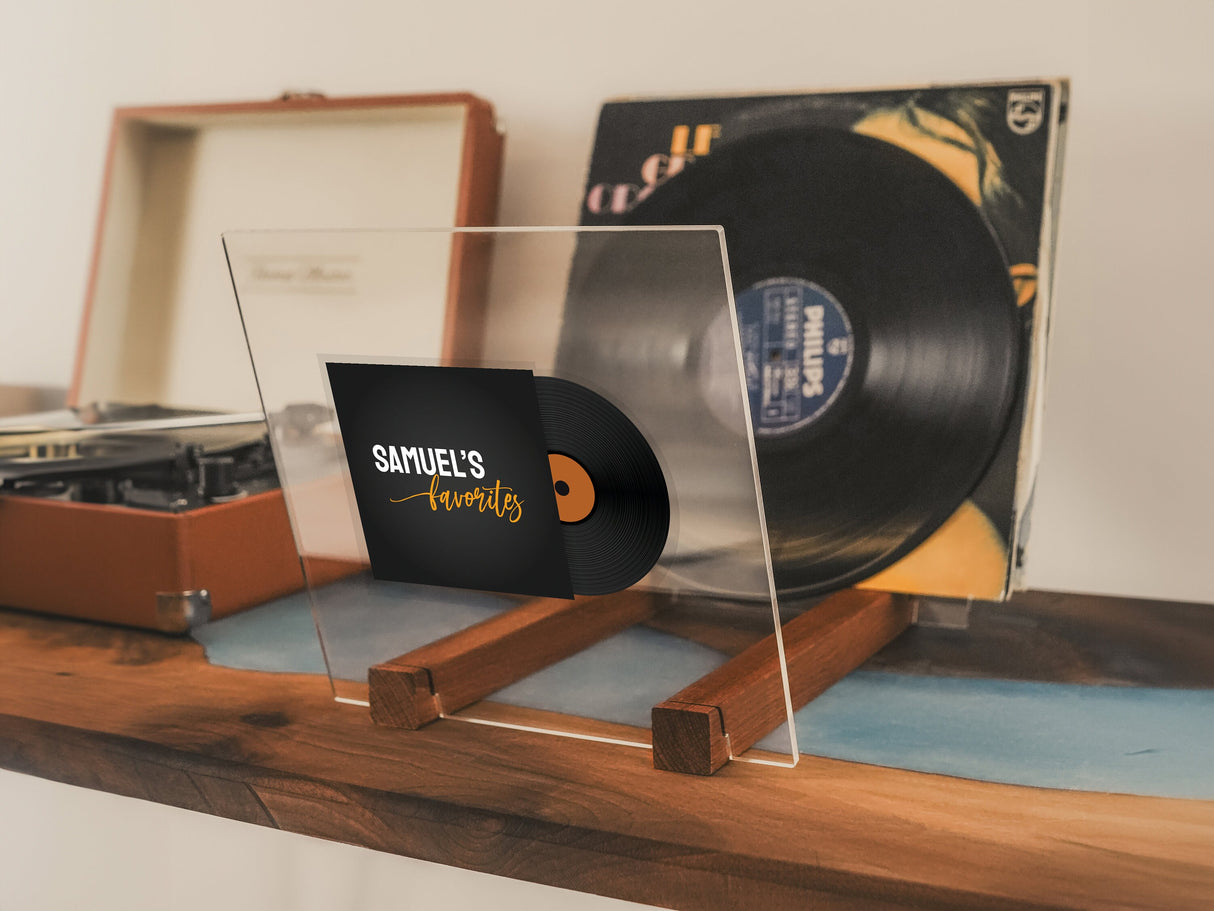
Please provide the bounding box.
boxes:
[802,305,825,398]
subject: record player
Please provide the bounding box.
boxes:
[0,92,503,632]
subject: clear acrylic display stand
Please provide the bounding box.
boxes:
[225,227,798,770]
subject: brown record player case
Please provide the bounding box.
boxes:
[0,92,504,632]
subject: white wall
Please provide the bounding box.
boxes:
[0,2,1210,905]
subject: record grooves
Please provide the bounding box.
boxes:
[627,128,1022,597]
[534,376,670,596]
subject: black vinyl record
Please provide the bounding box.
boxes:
[534,376,670,596]
[627,128,1021,598]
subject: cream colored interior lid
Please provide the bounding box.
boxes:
[77,102,473,414]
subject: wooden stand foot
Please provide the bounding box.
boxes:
[369,589,657,729]
[652,589,913,775]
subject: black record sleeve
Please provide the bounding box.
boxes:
[325,362,575,600]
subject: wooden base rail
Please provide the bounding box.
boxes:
[652,590,914,775]
[369,587,912,776]
[368,589,658,729]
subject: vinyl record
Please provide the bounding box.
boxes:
[534,376,670,596]
[627,128,1021,598]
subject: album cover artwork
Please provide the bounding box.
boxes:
[573,81,1069,600]
[325,363,574,599]
[323,362,671,601]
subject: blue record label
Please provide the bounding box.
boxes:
[736,278,854,436]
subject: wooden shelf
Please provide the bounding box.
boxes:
[1,604,1211,910]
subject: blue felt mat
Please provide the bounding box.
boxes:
[194,590,1214,799]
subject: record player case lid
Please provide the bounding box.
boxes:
[70,92,502,416]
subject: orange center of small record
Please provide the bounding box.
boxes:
[548,453,595,524]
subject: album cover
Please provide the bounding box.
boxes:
[574,81,1068,601]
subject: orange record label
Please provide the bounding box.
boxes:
[548,453,596,524]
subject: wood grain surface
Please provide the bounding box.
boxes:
[869,590,1214,687]
[1,606,1212,910]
